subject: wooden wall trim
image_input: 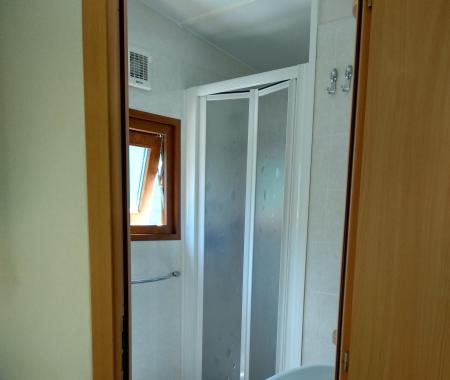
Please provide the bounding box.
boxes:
[82,0,129,379]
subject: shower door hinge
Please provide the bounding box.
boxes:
[343,351,350,372]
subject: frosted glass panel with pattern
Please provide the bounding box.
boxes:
[249,88,289,380]
[202,98,250,380]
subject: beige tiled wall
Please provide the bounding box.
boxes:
[131,241,183,380]
[302,0,356,365]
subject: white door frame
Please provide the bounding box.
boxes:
[182,65,314,380]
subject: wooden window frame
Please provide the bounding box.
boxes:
[129,109,181,241]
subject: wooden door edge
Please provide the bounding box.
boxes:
[82,0,130,379]
[335,1,373,379]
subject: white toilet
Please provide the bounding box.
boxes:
[266,365,334,380]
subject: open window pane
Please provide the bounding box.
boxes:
[129,132,165,226]
[130,143,164,227]
[129,145,150,213]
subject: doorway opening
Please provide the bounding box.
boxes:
[124,1,357,379]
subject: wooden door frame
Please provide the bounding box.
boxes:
[82,0,130,379]
[338,0,450,378]
[336,1,371,379]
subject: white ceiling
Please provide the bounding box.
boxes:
[140,0,311,71]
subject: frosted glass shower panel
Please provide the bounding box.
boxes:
[202,98,250,380]
[249,88,289,380]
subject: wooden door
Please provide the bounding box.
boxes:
[340,0,450,379]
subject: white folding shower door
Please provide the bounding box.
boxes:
[183,65,314,380]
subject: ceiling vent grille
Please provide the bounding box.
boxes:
[128,48,151,90]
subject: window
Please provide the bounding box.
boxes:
[129,109,180,240]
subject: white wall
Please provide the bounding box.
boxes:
[128,1,254,379]
[302,0,356,365]
[129,0,254,119]
[0,1,92,379]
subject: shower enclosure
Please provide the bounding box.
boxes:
[183,65,314,380]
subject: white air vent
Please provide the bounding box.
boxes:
[128,47,151,90]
